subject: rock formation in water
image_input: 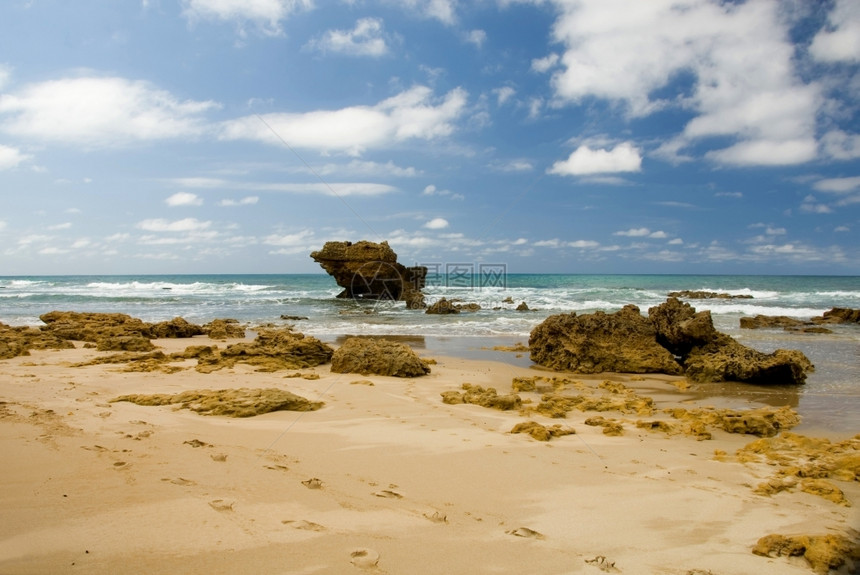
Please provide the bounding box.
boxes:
[528,298,813,385]
[528,304,684,375]
[310,241,427,309]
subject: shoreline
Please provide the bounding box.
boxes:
[1,335,857,574]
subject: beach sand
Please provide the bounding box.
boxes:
[0,336,857,574]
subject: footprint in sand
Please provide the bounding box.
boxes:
[208,499,234,512]
[507,527,544,540]
[282,519,326,532]
[210,453,228,462]
[372,490,403,499]
[166,477,196,486]
[584,555,620,572]
[302,478,323,489]
[350,548,379,569]
[423,511,448,523]
[183,439,210,448]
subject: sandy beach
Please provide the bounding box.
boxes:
[1,334,858,575]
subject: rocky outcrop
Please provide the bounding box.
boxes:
[528,298,812,385]
[812,307,860,324]
[111,388,323,417]
[752,533,860,575]
[740,315,808,329]
[0,322,75,359]
[330,337,430,377]
[197,328,333,373]
[310,241,427,309]
[667,290,753,299]
[425,298,481,314]
[649,298,812,385]
[528,305,683,375]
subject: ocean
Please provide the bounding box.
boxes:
[1,273,858,434]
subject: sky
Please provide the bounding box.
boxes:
[1,0,859,276]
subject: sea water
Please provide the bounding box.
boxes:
[1,274,858,434]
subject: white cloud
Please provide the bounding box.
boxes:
[545,0,821,167]
[531,53,559,73]
[466,29,486,47]
[181,0,312,36]
[668,238,684,245]
[136,218,212,232]
[166,192,203,206]
[395,0,457,25]
[821,130,860,160]
[613,227,667,239]
[0,76,218,147]
[814,176,860,193]
[0,144,30,170]
[809,0,860,63]
[424,217,449,229]
[170,177,397,197]
[0,64,10,90]
[307,18,389,57]
[548,142,641,176]
[0,220,5,230]
[493,86,515,106]
[220,85,467,155]
[220,196,259,206]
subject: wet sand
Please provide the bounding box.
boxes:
[0,336,857,574]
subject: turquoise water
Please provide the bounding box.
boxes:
[1,274,858,433]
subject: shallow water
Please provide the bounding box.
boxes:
[1,273,857,436]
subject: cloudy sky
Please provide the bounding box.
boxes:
[1,0,859,275]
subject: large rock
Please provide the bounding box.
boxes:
[682,334,813,385]
[530,299,813,385]
[198,328,333,372]
[528,305,683,375]
[331,337,430,377]
[310,241,427,308]
[0,322,74,359]
[648,297,719,357]
[812,307,860,324]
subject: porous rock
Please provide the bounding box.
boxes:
[198,328,333,373]
[682,335,812,385]
[528,305,683,375]
[0,322,75,359]
[111,388,322,417]
[310,240,427,308]
[331,337,430,377]
[752,533,860,575]
[441,383,521,410]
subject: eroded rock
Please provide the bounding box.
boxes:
[752,533,860,575]
[330,337,430,377]
[441,383,521,410]
[510,421,575,441]
[310,240,426,308]
[528,305,683,375]
[111,388,322,417]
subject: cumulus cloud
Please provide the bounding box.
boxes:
[221,85,467,155]
[307,18,389,57]
[548,142,641,176]
[821,130,860,161]
[0,144,30,170]
[544,0,821,167]
[493,86,515,106]
[613,227,667,239]
[813,176,860,193]
[465,29,486,47]
[220,196,259,206]
[170,177,397,197]
[394,0,457,25]
[0,76,218,147]
[809,0,860,63]
[166,192,203,206]
[136,218,212,232]
[181,0,312,35]
[424,217,449,229]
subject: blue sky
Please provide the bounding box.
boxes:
[1,0,859,275]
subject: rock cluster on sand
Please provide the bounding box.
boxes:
[529,298,813,385]
[1,312,247,359]
[425,298,482,314]
[111,388,322,417]
[752,533,860,575]
[310,240,427,309]
[330,337,430,377]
